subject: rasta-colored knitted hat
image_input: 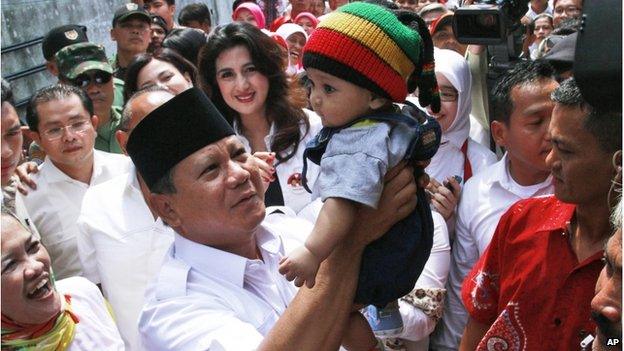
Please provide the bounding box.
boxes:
[302,1,439,110]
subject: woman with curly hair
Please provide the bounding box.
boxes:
[198,22,322,219]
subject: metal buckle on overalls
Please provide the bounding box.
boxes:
[317,129,331,143]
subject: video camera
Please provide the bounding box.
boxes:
[452,0,529,72]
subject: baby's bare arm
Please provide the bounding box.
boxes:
[305,197,358,262]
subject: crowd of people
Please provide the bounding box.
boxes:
[1,0,621,350]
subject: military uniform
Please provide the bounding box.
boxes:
[55,43,124,154]
[109,54,127,82]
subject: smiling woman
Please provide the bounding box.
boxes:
[198,22,323,219]
[0,209,125,350]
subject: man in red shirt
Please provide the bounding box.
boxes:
[459,78,622,350]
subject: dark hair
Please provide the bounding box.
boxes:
[124,48,198,101]
[551,78,622,153]
[198,22,309,165]
[144,0,174,5]
[553,17,580,35]
[26,84,93,132]
[1,79,13,105]
[232,0,258,12]
[162,28,208,65]
[491,60,555,124]
[178,3,212,27]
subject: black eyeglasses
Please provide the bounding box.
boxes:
[71,71,112,88]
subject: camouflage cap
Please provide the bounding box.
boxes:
[55,43,113,80]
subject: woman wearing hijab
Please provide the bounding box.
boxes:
[232,2,267,29]
[275,23,308,75]
[294,12,319,36]
[412,49,496,222]
[1,209,124,350]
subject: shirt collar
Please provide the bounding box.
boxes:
[172,224,283,288]
[537,198,576,232]
[482,153,509,187]
[488,153,553,195]
[41,150,100,185]
[232,120,276,151]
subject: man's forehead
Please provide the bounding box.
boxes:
[37,95,89,121]
[1,102,20,124]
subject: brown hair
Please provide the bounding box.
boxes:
[197,21,309,165]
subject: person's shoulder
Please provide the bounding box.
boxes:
[56,276,101,297]
[113,77,124,88]
[467,138,497,164]
[462,157,504,191]
[149,250,192,303]
[95,150,132,169]
[499,195,562,232]
[79,171,132,218]
[507,195,559,214]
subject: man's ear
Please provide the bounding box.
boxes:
[115,130,129,155]
[490,120,507,148]
[90,115,99,130]
[369,95,389,111]
[110,28,117,42]
[45,61,59,77]
[150,193,182,228]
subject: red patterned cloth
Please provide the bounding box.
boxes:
[462,195,603,351]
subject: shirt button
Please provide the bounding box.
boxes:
[554,318,562,326]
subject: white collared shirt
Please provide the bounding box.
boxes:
[57,277,125,350]
[19,150,131,279]
[76,165,174,351]
[235,109,323,221]
[431,154,553,350]
[139,220,311,351]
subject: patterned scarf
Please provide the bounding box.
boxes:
[1,294,79,351]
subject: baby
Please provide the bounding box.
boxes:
[278,1,442,342]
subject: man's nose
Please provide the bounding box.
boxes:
[227,160,251,187]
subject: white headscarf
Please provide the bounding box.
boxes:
[275,23,308,42]
[425,49,472,183]
[435,48,471,149]
[275,23,308,75]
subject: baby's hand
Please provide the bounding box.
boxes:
[278,246,320,288]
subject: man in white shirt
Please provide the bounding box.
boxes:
[76,87,176,350]
[127,88,418,350]
[431,60,559,350]
[20,84,131,279]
